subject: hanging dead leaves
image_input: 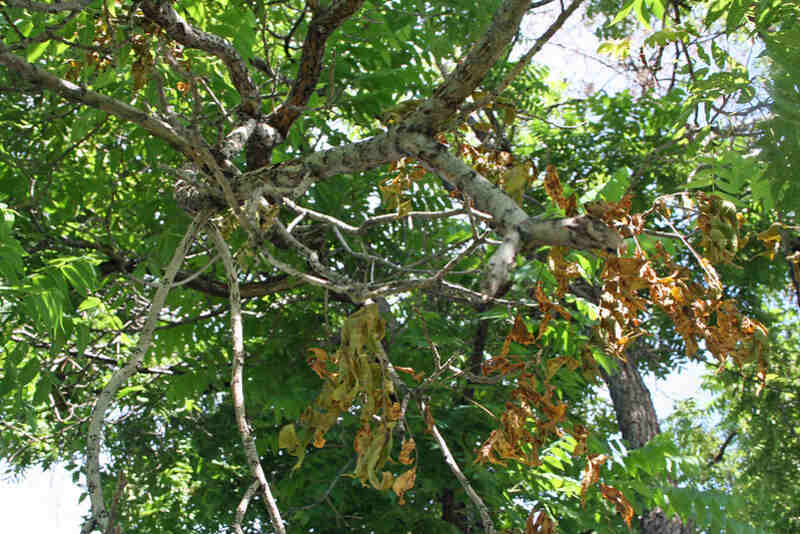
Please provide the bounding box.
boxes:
[283,304,418,503]
[477,171,770,529]
[286,167,772,528]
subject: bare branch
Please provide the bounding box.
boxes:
[211,226,286,534]
[707,431,738,467]
[420,398,495,534]
[0,45,193,153]
[81,214,204,534]
[494,0,586,96]
[233,480,260,534]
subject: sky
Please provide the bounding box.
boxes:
[0,4,722,532]
[0,461,89,530]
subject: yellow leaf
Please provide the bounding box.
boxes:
[278,424,299,450]
[392,467,416,504]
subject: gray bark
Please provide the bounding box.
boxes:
[601,345,694,534]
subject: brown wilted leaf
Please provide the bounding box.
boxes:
[395,366,425,381]
[599,483,634,527]
[510,314,535,345]
[392,467,416,504]
[389,401,402,421]
[564,193,578,217]
[544,165,567,212]
[307,348,329,378]
[423,403,434,434]
[569,424,588,456]
[545,356,569,380]
[525,509,555,534]
[547,247,582,298]
[580,454,609,505]
[399,437,416,465]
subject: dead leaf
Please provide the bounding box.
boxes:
[599,483,634,527]
[392,467,416,504]
[580,454,609,505]
[525,509,555,534]
[510,314,535,345]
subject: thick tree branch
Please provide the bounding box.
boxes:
[408,0,531,131]
[140,0,261,116]
[211,227,286,534]
[271,0,366,134]
[398,132,623,252]
[0,45,193,153]
[239,130,405,198]
[81,215,203,534]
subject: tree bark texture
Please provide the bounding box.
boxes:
[601,346,694,534]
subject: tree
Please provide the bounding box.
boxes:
[0,0,797,533]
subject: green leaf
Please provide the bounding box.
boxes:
[117,385,146,399]
[33,372,54,405]
[184,1,207,25]
[26,41,49,63]
[726,0,747,32]
[601,168,630,202]
[78,296,102,311]
[611,0,638,25]
[634,0,652,29]
[18,357,40,386]
[647,0,665,20]
[593,350,616,374]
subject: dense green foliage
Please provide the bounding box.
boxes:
[0,0,798,533]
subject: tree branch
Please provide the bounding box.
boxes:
[420,398,495,534]
[398,132,623,252]
[271,0,366,134]
[0,45,193,153]
[140,0,261,116]
[81,215,204,534]
[239,130,405,198]
[407,0,531,131]
[232,480,260,534]
[707,431,737,467]
[494,0,586,97]
[5,0,91,12]
[211,226,286,534]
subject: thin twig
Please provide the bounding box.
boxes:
[232,479,260,534]
[420,398,495,534]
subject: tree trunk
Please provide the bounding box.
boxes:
[600,346,694,534]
